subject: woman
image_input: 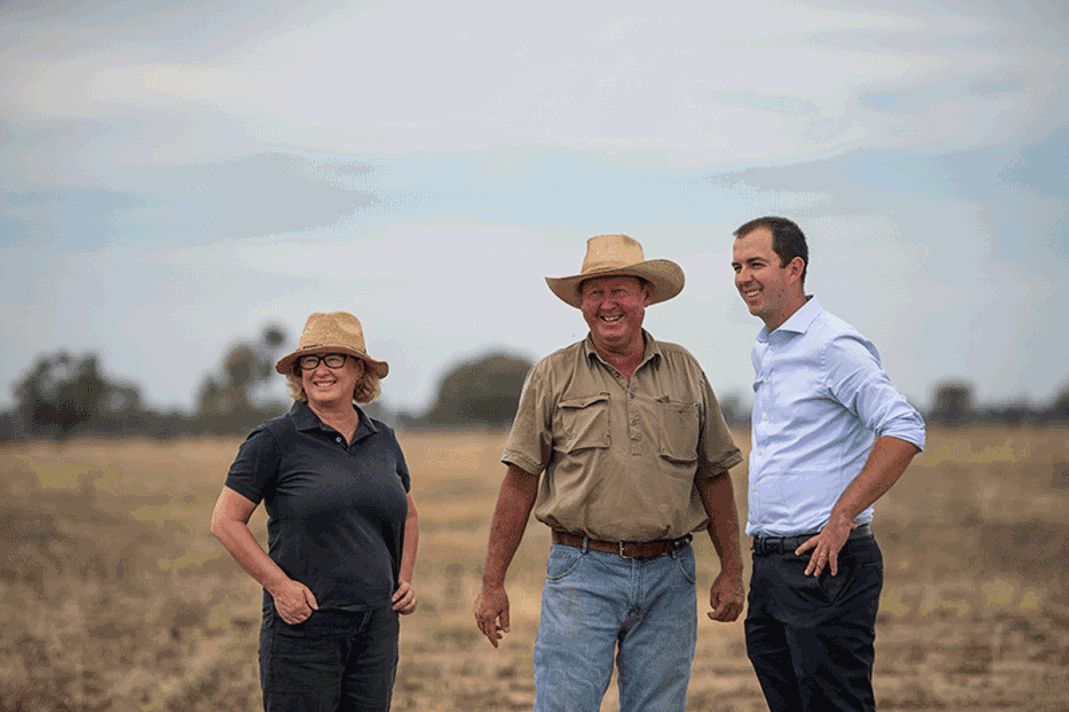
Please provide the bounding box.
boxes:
[211,311,418,712]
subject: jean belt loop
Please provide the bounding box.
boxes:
[581,534,590,554]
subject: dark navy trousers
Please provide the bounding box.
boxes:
[259,607,399,712]
[745,530,883,712]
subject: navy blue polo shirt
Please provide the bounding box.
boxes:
[225,401,411,612]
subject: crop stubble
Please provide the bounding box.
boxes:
[1,426,1067,710]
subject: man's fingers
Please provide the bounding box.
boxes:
[794,535,819,556]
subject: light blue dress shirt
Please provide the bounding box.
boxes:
[746,297,926,537]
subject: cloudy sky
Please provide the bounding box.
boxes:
[2,0,1066,418]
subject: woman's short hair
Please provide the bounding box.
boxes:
[284,360,382,404]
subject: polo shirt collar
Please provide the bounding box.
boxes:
[289,400,379,438]
[757,296,822,343]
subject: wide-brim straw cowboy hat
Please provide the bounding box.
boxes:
[545,234,685,308]
[275,311,389,379]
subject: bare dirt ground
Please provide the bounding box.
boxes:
[2,426,1068,711]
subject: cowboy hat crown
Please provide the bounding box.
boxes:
[545,234,685,308]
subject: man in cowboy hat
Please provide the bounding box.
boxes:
[473,234,746,712]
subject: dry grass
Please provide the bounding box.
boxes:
[2,426,1068,710]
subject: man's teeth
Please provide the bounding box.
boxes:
[601,315,622,322]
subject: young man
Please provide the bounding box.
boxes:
[474,234,745,712]
[732,216,926,711]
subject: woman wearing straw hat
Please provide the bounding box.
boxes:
[211,311,418,712]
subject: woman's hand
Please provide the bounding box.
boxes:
[392,579,417,615]
[271,579,319,624]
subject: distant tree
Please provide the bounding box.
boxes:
[197,324,288,419]
[1047,385,1069,423]
[422,351,534,428]
[931,381,975,426]
[9,352,142,439]
[716,392,751,427]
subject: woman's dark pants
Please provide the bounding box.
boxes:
[259,607,399,712]
[745,532,883,712]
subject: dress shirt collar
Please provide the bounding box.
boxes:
[756,296,822,343]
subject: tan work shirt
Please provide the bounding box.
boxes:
[503,331,742,542]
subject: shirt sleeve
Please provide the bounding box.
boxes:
[224,423,283,504]
[696,364,744,477]
[501,358,554,476]
[389,427,411,493]
[823,332,926,451]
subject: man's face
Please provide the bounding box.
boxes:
[579,275,652,354]
[732,226,801,331]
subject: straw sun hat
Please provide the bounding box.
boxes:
[545,234,685,308]
[274,311,389,379]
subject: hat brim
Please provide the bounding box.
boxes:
[545,260,685,308]
[275,346,389,379]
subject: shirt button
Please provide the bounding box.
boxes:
[335,437,342,443]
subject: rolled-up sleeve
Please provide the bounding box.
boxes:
[825,333,926,452]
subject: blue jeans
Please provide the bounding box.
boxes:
[259,607,399,712]
[745,533,883,712]
[533,542,698,712]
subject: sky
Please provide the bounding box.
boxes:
[1,0,1066,418]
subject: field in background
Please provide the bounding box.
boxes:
[2,427,1068,711]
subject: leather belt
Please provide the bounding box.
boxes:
[752,524,873,555]
[552,530,692,559]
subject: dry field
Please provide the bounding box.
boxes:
[2,426,1068,711]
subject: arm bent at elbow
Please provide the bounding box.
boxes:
[798,435,920,577]
[210,486,318,624]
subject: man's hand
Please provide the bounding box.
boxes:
[473,583,511,648]
[707,569,745,622]
[271,579,318,624]
[796,520,858,577]
[392,579,417,615]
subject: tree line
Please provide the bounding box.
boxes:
[0,325,537,441]
[2,326,1067,442]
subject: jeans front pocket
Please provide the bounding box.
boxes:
[675,546,697,584]
[545,545,583,581]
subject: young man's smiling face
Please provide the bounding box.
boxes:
[579,275,652,356]
[732,226,805,332]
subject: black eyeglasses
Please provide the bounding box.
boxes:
[298,353,350,370]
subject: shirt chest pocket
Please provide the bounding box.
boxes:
[657,400,700,463]
[554,393,611,453]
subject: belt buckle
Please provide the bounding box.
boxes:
[618,541,633,559]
